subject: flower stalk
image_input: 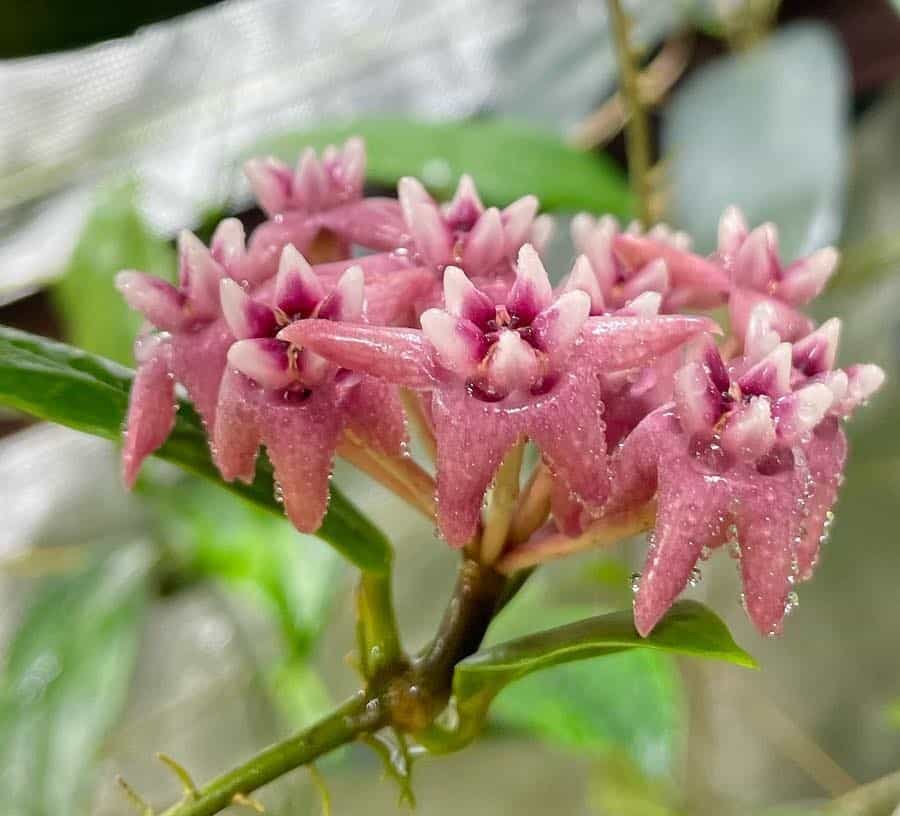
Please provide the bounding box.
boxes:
[479,440,526,564]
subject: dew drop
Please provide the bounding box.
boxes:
[630,572,642,593]
[784,590,799,616]
[688,566,702,587]
[273,480,284,504]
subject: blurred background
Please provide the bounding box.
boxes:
[1,0,900,814]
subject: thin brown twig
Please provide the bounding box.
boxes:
[605,0,655,226]
[570,35,694,150]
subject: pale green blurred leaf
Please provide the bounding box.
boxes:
[254,118,632,216]
[157,477,342,653]
[589,752,683,816]
[52,181,175,365]
[663,22,849,260]
[0,545,151,816]
[0,326,393,573]
[486,597,684,777]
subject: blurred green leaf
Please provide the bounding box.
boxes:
[486,601,684,776]
[663,22,849,260]
[253,117,633,216]
[425,601,754,753]
[52,181,175,365]
[153,476,342,728]
[888,700,900,730]
[589,752,683,816]
[0,326,392,573]
[0,545,150,816]
[157,477,342,652]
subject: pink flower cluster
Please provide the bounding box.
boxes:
[118,138,883,637]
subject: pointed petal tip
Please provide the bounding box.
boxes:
[740,341,792,396]
[227,338,295,389]
[619,290,662,317]
[717,205,748,254]
[532,289,591,353]
[463,206,505,271]
[781,246,839,304]
[565,254,606,313]
[115,270,184,329]
[485,330,539,393]
[842,363,886,413]
[421,309,485,377]
[210,218,246,267]
[721,396,776,461]
[510,243,553,316]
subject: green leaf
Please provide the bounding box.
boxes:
[52,180,176,365]
[252,117,632,216]
[424,601,754,753]
[155,476,342,652]
[0,325,392,573]
[0,545,150,816]
[663,23,849,260]
[589,752,684,816]
[485,602,684,777]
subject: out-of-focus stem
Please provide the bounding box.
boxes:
[400,388,436,462]
[497,502,656,574]
[338,432,435,520]
[607,0,654,226]
[827,768,900,815]
[508,463,554,545]
[479,441,525,565]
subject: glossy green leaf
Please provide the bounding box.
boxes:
[51,180,176,365]
[253,117,632,216]
[423,601,754,753]
[0,325,392,573]
[663,23,849,260]
[485,603,684,776]
[0,545,150,816]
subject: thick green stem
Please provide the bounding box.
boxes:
[607,0,654,226]
[152,558,513,816]
[357,571,405,680]
[416,558,505,690]
[159,693,383,816]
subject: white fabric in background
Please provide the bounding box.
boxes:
[0,0,681,301]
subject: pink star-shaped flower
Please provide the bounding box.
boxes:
[717,206,840,345]
[214,244,407,532]
[117,220,247,486]
[607,309,883,637]
[280,245,715,546]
